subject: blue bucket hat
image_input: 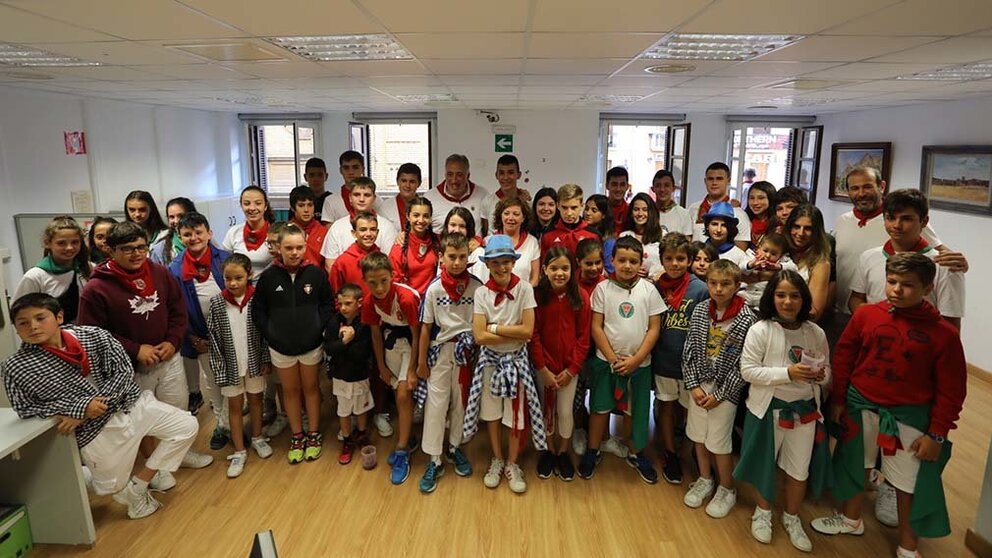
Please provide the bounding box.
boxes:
[702,201,739,226]
[481,234,521,261]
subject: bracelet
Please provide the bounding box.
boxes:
[927,432,945,444]
[488,324,498,335]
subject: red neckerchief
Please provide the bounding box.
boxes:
[221,285,255,312]
[435,180,476,203]
[343,242,378,263]
[42,330,91,377]
[373,283,397,316]
[709,295,746,324]
[486,273,520,306]
[440,266,470,301]
[580,273,604,293]
[750,216,769,241]
[883,237,931,258]
[107,260,156,297]
[408,230,434,262]
[853,205,883,228]
[291,216,318,237]
[181,248,212,283]
[474,235,485,247]
[696,195,730,223]
[243,221,269,251]
[610,200,628,226]
[395,196,409,229]
[341,185,353,216]
[511,232,527,250]
[657,272,691,310]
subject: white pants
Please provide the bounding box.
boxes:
[686,382,737,455]
[422,344,467,457]
[385,339,413,389]
[536,369,578,439]
[80,391,198,496]
[196,353,229,430]
[182,356,199,394]
[861,410,923,494]
[136,353,188,410]
[769,409,816,482]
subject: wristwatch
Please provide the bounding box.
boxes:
[927,432,945,444]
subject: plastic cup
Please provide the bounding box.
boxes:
[361,445,377,470]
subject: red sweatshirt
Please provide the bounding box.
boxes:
[389,234,438,296]
[292,218,327,269]
[610,200,628,236]
[832,300,967,437]
[540,220,600,257]
[529,291,592,376]
[330,243,379,297]
[579,275,605,301]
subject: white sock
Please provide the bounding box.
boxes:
[132,476,149,491]
[431,455,442,466]
[841,514,861,526]
[782,511,799,521]
[896,546,918,558]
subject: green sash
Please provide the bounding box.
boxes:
[35,255,77,275]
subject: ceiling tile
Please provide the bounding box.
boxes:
[43,66,178,80]
[527,33,663,59]
[522,58,627,75]
[868,37,992,64]
[421,59,523,75]
[828,0,992,36]
[178,0,383,36]
[217,61,341,78]
[357,0,529,32]
[25,41,200,66]
[395,33,524,59]
[532,0,708,32]
[828,79,948,92]
[130,63,249,80]
[801,62,953,80]
[680,76,779,89]
[598,75,694,87]
[520,74,603,85]
[618,59,736,76]
[0,4,120,42]
[709,61,845,77]
[319,60,429,77]
[680,0,894,34]
[758,36,941,63]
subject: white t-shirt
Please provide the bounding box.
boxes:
[473,279,537,353]
[687,200,752,244]
[421,275,484,344]
[850,246,965,318]
[472,234,540,284]
[618,231,662,279]
[320,213,398,261]
[658,203,694,237]
[591,278,667,366]
[224,294,250,377]
[775,326,819,403]
[377,195,409,230]
[13,267,87,300]
[321,189,387,224]
[366,282,421,327]
[194,273,223,318]
[480,187,531,233]
[718,245,750,270]
[424,182,490,234]
[221,223,273,280]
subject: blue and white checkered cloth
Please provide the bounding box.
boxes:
[413,331,478,407]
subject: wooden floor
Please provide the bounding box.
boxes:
[34,373,992,558]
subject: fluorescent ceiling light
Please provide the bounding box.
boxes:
[897,62,992,81]
[0,43,101,67]
[644,63,696,74]
[266,35,412,61]
[394,93,456,102]
[768,96,839,107]
[580,94,643,103]
[643,34,802,61]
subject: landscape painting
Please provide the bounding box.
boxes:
[829,142,892,201]
[921,145,992,216]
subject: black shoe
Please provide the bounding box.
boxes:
[557,452,575,482]
[626,452,658,484]
[578,449,599,480]
[188,392,203,415]
[209,427,230,450]
[407,435,420,453]
[537,451,556,479]
[662,450,683,484]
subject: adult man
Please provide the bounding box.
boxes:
[304,157,331,222]
[480,154,531,236]
[424,154,488,234]
[687,162,751,250]
[321,151,383,224]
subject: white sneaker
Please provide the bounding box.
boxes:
[180,450,214,469]
[875,482,899,528]
[505,463,527,494]
[572,428,587,456]
[783,512,813,552]
[705,485,737,518]
[263,414,288,438]
[810,512,865,536]
[226,451,247,478]
[684,477,715,508]
[751,507,773,543]
[484,457,505,489]
[113,481,162,519]
[601,435,629,459]
[374,413,394,438]
[149,469,176,491]
[895,546,923,558]
[251,436,274,459]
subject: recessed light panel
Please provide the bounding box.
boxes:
[395,93,457,102]
[0,43,101,67]
[897,63,992,81]
[266,35,413,62]
[643,34,802,61]
[580,94,643,103]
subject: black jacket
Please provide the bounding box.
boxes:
[252,264,333,356]
[323,313,372,382]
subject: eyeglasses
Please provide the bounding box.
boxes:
[117,244,149,255]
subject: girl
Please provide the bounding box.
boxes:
[576,237,606,300]
[735,270,830,552]
[690,241,718,282]
[530,246,591,481]
[222,186,276,280]
[151,197,198,265]
[745,181,777,251]
[702,201,749,269]
[13,216,91,323]
[620,192,664,280]
[529,187,559,241]
[124,190,169,246]
[584,194,617,274]
[252,223,334,464]
[784,204,832,322]
[475,198,540,285]
[87,216,117,264]
[390,196,440,295]
[443,207,484,270]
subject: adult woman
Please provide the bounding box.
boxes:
[784,204,831,322]
[474,197,540,285]
[529,187,559,241]
[222,186,277,279]
[125,190,169,246]
[151,197,197,265]
[619,192,664,280]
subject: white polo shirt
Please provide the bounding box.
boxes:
[473,278,537,353]
[421,275,484,344]
[424,181,490,234]
[320,213,398,261]
[222,223,273,279]
[850,246,964,318]
[591,278,667,365]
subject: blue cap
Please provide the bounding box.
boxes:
[481,234,521,261]
[703,201,739,226]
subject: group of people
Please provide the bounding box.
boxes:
[2,150,970,558]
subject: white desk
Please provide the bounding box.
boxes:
[0,409,96,546]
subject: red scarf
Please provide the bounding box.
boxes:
[407,230,434,263]
[243,221,269,251]
[435,180,475,202]
[373,283,397,316]
[696,195,730,223]
[107,260,156,297]
[221,285,255,312]
[610,200,628,230]
[291,216,318,237]
[42,330,91,377]
[181,248,212,283]
[657,272,691,310]
[341,185,354,216]
[750,216,768,242]
[395,196,409,229]
[883,237,931,258]
[853,205,883,228]
[440,266,470,301]
[580,274,604,293]
[486,274,520,306]
[709,295,746,324]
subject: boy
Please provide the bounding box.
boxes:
[480,154,530,236]
[540,183,598,256]
[773,186,806,229]
[579,235,665,483]
[321,176,398,271]
[425,154,489,234]
[652,169,694,237]
[321,151,374,224]
[361,252,422,484]
[3,293,198,519]
[288,186,328,269]
[324,283,374,465]
[416,233,483,493]
[605,166,631,234]
[682,259,757,518]
[380,163,424,230]
[742,232,795,307]
[304,157,331,222]
[688,162,751,249]
[329,211,381,296]
[811,254,967,558]
[652,233,709,484]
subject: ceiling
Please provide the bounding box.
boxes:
[2,0,992,114]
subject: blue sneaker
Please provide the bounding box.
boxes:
[419,461,444,493]
[389,450,411,485]
[446,447,473,477]
[578,449,599,480]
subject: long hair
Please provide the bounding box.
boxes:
[161,197,198,264]
[124,190,167,240]
[42,215,91,279]
[529,187,559,236]
[535,245,583,310]
[785,203,831,269]
[400,196,440,283]
[745,181,777,221]
[86,216,117,264]
[443,207,477,240]
[757,269,813,323]
[585,194,615,240]
[241,185,276,224]
[622,192,663,244]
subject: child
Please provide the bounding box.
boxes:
[530,246,591,481]
[463,235,547,494]
[690,241,719,282]
[287,185,328,269]
[652,233,709,484]
[744,181,777,250]
[206,254,273,478]
[742,232,794,308]
[321,177,398,270]
[329,211,381,296]
[151,197,197,266]
[14,215,92,324]
[576,238,606,300]
[2,293,198,519]
[222,186,276,279]
[735,270,830,551]
[124,190,169,245]
[324,284,374,465]
[252,223,333,464]
[380,163,423,229]
[481,154,531,236]
[540,184,598,257]
[261,222,288,435]
[578,235,665,483]
[811,254,967,558]
[688,162,751,249]
[652,170,693,237]
[529,187,559,241]
[361,252,422,484]
[416,233,483,493]
[682,259,757,518]
[87,216,117,265]
[444,207,485,266]
[703,201,749,269]
[390,196,440,295]
[584,194,617,274]
[620,192,665,280]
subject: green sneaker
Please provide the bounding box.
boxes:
[304,431,323,461]
[288,434,305,464]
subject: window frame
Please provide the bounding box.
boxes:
[597,112,689,205]
[241,114,323,203]
[350,112,437,195]
[724,118,822,202]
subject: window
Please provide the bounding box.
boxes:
[598,114,690,205]
[350,113,436,195]
[725,119,822,203]
[244,115,322,200]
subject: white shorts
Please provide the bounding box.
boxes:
[136,353,187,410]
[333,378,374,417]
[686,382,737,455]
[479,365,527,431]
[269,346,323,368]
[220,375,267,398]
[655,376,690,408]
[385,339,413,390]
[80,391,198,496]
[861,410,923,494]
[770,409,817,482]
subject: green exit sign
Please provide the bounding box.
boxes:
[495,134,513,153]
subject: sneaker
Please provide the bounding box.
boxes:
[601,435,629,459]
[226,451,247,478]
[180,450,214,469]
[577,450,599,480]
[556,452,575,481]
[896,546,923,558]
[875,482,899,528]
[662,450,683,484]
[209,427,231,450]
[374,413,394,437]
[626,452,658,484]
[388,450,411,485]
[339,435,355,465]
[684,477,715,508]
[810,512,865,536]
[407,436,420,453]
[264,414,288,438]
[446,447,473,477]
[250,436,273,459]
[484,457,505,488]
[419,461,444,493]
[187,392,203,415]
[287,434,305,464]
[751,507,773,544]
[537,451,556,479]
[304,432,323,461]
[782,512,813,552]
[149,470,176,491]
[572,428,588,456]
[705,486,737,518]
[505,463,527,494]
[113,481,162,519]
